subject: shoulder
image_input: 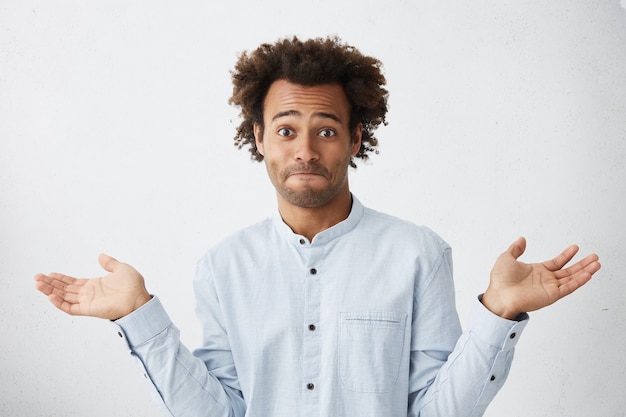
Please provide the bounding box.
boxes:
[354,205,454,297]
[213,216,274,253]
[359,206,450,253]
[196,216,274,269]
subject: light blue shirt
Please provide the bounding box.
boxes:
[114,196,528,417]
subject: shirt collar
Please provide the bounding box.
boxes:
[272,194,364,246]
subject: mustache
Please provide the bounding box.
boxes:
[282,163,330,179]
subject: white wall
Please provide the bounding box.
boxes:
[1,1,625,416]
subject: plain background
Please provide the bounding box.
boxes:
[1,1,625,416]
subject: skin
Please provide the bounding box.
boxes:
[34,80,601,322]
[253,80,362,241]
[482,237,600,319]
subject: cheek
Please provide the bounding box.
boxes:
[264,158,283,182]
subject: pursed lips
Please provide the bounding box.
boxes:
[287,172,326,182]
[291,171,322,176]
[283,165,329,180]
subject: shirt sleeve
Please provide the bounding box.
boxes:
[112,295,245,417]
[408,246,529,416]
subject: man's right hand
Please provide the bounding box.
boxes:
[34,254,152,320]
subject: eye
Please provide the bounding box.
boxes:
[319,129,336,138]
[277,127,294,137]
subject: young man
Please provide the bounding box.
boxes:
[35,37,601,417]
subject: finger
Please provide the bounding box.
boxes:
[505,236,526,259]
[543,245,580,272]
[35,278,81,302]
[556,259,600,285]
[35,279,55,296]
[557,264,599,297]
[35,272,77,286]
[98,253,121,273]
[35,273,53,295]
[557,275,591,298]
[34,274,65,295]
[48,294,82,316]
[34,273,81,294]
[553,252,599,278]
[555,257,600,297]
[35,278,62,296]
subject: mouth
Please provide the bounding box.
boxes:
[284,165,329,180]
[288,172,325,182]
[290,172,322,176]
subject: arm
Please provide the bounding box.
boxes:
[114,296,244,417]
[409,238,600,416]
[34,255,245,417]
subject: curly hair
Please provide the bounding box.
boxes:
[228,36,388,167]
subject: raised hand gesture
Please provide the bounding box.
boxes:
[35,254,152,320]
[482,237,601,320]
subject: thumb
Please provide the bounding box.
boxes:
[98,253,122,273]
[506,236,527,259]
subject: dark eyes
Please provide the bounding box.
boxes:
[319,129,336,138]
[278,128,294,137]
[277,128,336,138]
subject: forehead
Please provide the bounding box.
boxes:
[263,80,350,122]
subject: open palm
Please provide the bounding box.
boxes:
[35,254,152,320]
[483,237,601,320]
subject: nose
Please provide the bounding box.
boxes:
[293,132,319,162]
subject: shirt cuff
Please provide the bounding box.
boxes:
[113,296,172,348]
[467,294,529,351]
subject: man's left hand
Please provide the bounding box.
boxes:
[481,237,601,320]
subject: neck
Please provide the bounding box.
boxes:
[277,184,353,242]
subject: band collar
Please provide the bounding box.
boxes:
[272,194,364,246]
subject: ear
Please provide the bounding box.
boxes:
[351,123,363,157]
[254,122,264,156]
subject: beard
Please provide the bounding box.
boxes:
[266,158,351,208]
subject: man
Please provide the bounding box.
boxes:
[35,36,601,417]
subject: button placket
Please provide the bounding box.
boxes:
[302,245,322,409]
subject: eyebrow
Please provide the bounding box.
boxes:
[271,110,343,124]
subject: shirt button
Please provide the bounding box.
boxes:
[490,375,496,381]
[309,268,317,275]
[510,332,516,339]
[307,383,315,390]
[299,238,305,245]
[117,332,123,338]
[308,324,316,331]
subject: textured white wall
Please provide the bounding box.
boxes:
[1,1,625,416]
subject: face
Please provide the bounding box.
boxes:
[254,80,362,209]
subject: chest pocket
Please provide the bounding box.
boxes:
[338,311,407,393]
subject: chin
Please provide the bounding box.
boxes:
[281,188,337,208]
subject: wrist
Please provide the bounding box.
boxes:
[133,293,153,312]
[481,289,521,320]
[112,293,152,321]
